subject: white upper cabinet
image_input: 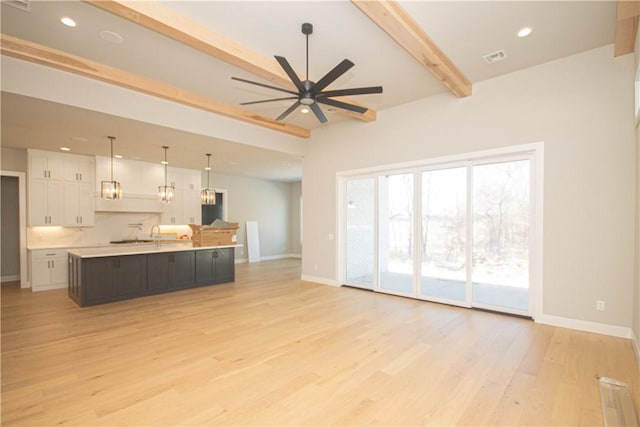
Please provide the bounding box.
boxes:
[30,152,64,180]
[63,157,94,183]
[161,167,202,225]
[28,150,95,227]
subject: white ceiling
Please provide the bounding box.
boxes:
[0,1,617,181]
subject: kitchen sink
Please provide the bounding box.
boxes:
[109,239,155,244]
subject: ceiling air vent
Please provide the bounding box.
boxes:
[483,50,507,64]
[3,0,31,12]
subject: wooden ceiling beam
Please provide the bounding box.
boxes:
[615,0,640,57]
[352,0,471,98]
[0,34,310,139]
[84,0,377,123]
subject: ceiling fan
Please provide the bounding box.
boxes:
[232,22,383,124]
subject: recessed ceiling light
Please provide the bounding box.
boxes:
[60,16,77,27]
[99,30,124,44]
[301,107,310,114]
[517,27,532,38]
[60,146,71,152]
[114,154,123,159]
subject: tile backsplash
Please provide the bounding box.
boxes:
[27,212,189,248]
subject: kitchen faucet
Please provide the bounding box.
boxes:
[149,224,160,239]
[150,224,161,247]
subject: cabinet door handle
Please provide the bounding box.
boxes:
[52,261,55,268]
[80,216,83,224]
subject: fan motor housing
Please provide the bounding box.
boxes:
[302,23,313,35]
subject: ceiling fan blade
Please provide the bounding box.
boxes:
[276,101,301,121]
[274,56,305,92]
[310,102,328,123]
[313,59,354,93]
[240,96,299,106]
[231,76,298,96]
[319,86,383,98]
[316,97,368,114]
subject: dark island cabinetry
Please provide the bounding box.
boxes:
[195,248,234,285]
[69,247,234,307]
[148,251,195,291]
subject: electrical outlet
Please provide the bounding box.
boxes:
[596,300,605,311]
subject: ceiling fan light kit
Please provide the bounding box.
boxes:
[232,22,382,124]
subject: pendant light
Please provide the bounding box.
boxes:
[101,136,122,199]
[158,146,174,203]
[201,153,216,205]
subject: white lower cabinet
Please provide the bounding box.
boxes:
[30,249,68,291]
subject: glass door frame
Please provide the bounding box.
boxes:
[337,143,543,320]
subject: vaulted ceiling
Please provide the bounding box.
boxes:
[0,1,631,181]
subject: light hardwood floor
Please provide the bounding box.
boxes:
[2,258,638,426]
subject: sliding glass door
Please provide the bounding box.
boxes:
[472,160,530,312]
[420,167,467,304]
[341,149,536,317]
[378,173,414,295]
[345,178,375,289]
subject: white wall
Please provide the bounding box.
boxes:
[204,173,298,260]
[634,26,640,358]
[289,181,302,256]
[302,45,635,329]
[1,147,27,173]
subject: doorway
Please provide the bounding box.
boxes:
[0,171,27,287]
[201,189,228,225]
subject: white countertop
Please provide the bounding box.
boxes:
[28,240,191,251]
[68,243,242,258]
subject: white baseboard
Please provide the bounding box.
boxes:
[536,314,632,339]
[261,254,292,261]
[301,274,340,287]
[633,329,640,369]
[236,254,301,264]
[1,275,19,283]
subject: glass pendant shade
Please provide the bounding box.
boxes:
[201,153,216,205]
[158,184,175,203]
[101,136,122,200]
[201,188,216,204]
[159,146,174,203]
[101,180,122,199]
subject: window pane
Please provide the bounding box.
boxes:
[420,167,466,302]
[472,160,530,311]
[345,178,375,287]
[379,173,414,294]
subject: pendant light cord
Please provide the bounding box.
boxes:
[163,146,169,187]
[108,136,115,182]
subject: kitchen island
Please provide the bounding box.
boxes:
[68,243,239,307]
